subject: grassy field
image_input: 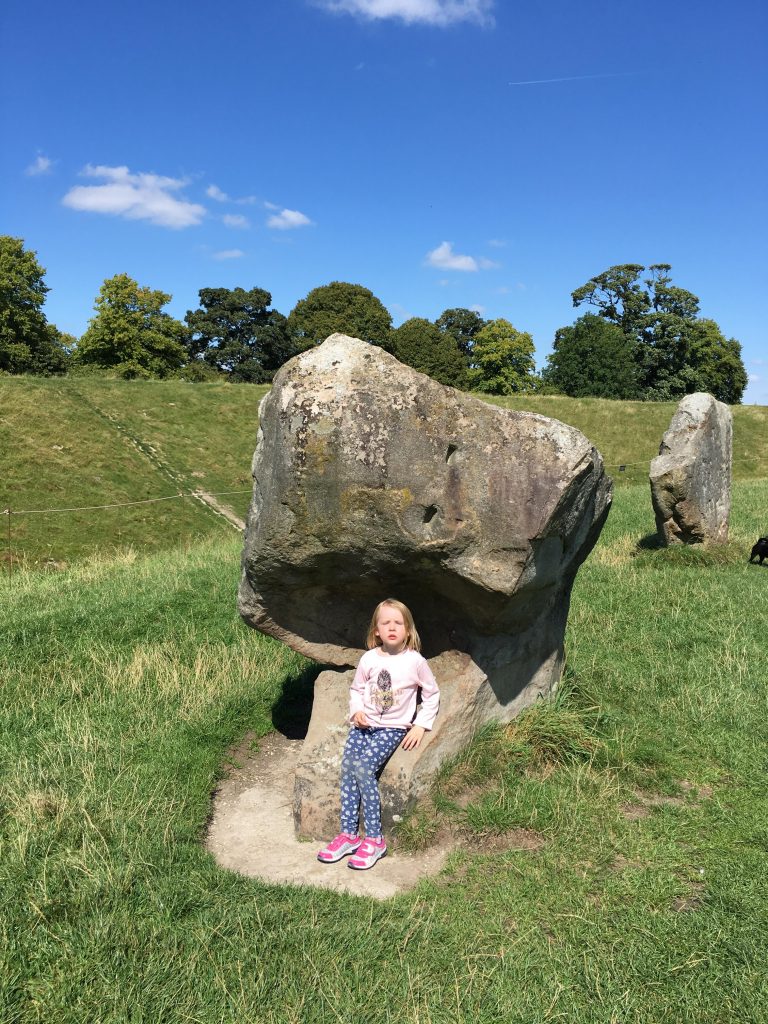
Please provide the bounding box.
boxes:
[2,479,767,1023]
[487,393,768,487]
[2,376,767,566]
[0,377,268,566]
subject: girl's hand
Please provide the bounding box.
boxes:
[401,726,425,750]
[352,711,370,728]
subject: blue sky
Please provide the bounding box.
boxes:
[2,0,766,402]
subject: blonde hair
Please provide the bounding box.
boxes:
[366,599,421,652]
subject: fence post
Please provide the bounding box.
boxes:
[4,507,10,577]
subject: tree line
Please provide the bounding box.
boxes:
[0,237,748,403]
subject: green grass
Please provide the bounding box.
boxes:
[487,394,768,487]
[0,377,268,566]
[2,481,767,1023]
[2,377,766,566]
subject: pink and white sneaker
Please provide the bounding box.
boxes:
[317,833,361,863]
[347,837,387,870]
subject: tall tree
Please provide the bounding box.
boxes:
[681,319,748,405]
[469,319,537,395]
[435,307,487,357]
[572,263,746,401]
[390,317,468,388]
[74,273,188,379]
[542,314,639,399]
[287,281,392,351]
[0,236,68,375]
[185,287,294,382]
[571,263,652,336]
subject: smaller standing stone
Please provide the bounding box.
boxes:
[650,393,732,545]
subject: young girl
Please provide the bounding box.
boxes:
[317,599,440,870]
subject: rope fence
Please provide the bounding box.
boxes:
[2,456,765,574]
[1,489,253,577]
[1,489,252,516]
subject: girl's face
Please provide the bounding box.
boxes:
[375,605,408,653]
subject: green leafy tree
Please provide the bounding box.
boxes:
[469,318,537,395]
[648,318,748,404]
[390,317,468,388]
[74,273,188,379]
[0,236,68,375]
[287,281,392,351]
[572,263,747,401]
[542,314,639,399]
[571,263,653,337]
[435,307,487,357]
[185,287,294,382]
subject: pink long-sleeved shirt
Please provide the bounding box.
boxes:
[349,648,440,731]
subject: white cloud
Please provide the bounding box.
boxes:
[267,207,313,230]
[469,303,485,314]
[223,213,250,229]
[478,256,500,269]
[316,0,494,27]
[207,184,230,202]
[209,183,259,205]
[63,165,205,229]
[213,249,245,260]
[26,154,54,176]
[487,238,507,248]
[426,241,478,272]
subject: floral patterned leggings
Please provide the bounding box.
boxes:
[339,726,407,838]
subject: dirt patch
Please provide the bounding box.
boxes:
[672,880,705,912]
[679,780,714,800]
[611,854,644,871]
[620,787,696,820]
[620,803,651,821]
[481,828,546,853]
[205,731,456,899]
[193,490,244,530]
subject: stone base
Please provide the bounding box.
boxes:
[293,649,557,839]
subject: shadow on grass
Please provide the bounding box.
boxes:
[270,663,324,740]
[634,534,750,568]
[636,532,662,552]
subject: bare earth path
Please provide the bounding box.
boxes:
[205,731,454,899]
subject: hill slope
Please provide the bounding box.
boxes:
[1,376,766,566]
[1,377,268,566]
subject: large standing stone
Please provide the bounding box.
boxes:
[239,334,612,837]
[649,393,732,546]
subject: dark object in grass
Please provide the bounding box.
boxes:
[749,537,768,564]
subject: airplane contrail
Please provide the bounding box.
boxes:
[508,72,639,86]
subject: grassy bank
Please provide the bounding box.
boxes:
[488,394,768,487]
[2,376,766,566]
[0,377,268,566]
[2,480,767,1023]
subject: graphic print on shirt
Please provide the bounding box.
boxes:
[371,668,395,713]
